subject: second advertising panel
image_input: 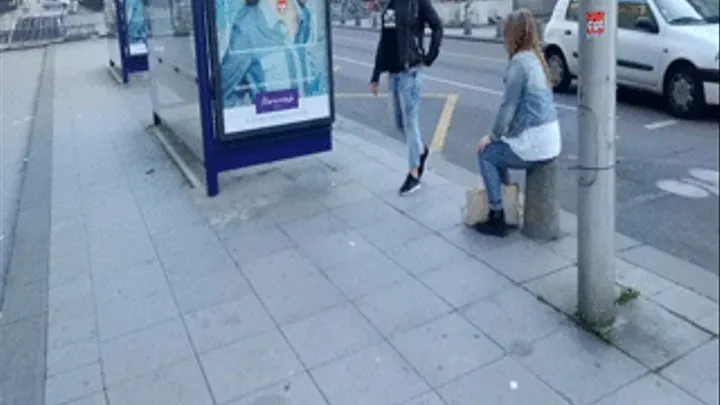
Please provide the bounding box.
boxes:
[213,0,332,136]
[126,0,149,55]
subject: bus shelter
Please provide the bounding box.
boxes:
[105,0,149,83]
[146,0,334,196]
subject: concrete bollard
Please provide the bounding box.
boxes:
[522,160,561,241]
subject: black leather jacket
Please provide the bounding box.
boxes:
[370,0,443,83]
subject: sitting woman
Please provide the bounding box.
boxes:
[475,8,561,237]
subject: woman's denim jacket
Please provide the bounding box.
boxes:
[490,50,558,141]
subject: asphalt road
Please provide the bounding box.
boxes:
[331,27,720,274]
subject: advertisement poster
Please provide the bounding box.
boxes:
[214,0,331,135]
[126,0,148,54]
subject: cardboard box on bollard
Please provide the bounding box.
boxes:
[463,184,522,227]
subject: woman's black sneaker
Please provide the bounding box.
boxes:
[399,173,421,195]
[473,209,508,237]
[418,146,430,179]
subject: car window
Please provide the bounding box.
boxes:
[619,0,658,30]
[566,0,580,21]
[653,0,718,24]
[566,0,659,30]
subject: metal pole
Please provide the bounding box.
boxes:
[576,0,618,328]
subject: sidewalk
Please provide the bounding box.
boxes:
[1,40,718,405]
[332,19,501,43]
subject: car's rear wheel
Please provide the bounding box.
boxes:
[545,47,572,93]
[664,63,705,119]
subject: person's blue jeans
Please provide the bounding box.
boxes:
[478,140,544,211]
[389,67,423,170]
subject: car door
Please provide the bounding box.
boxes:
[561,0,581,75]
[617,0,663,88]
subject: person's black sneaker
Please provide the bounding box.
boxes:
[418,145,430,179]
[398,173,421,195]
[473,209,508,237]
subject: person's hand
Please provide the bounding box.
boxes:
[369,82,379,96]
[478,135,492,153]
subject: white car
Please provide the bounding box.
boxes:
[543,0,719,118]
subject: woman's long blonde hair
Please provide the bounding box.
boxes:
[503,9,552,87]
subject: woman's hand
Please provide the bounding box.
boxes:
[369,82,379,96]
[477,135,493,153]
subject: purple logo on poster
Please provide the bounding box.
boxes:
[254,89,300,114]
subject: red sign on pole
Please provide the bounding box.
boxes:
[585,11,606,37]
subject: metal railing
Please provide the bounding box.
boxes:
[0,10,102,51]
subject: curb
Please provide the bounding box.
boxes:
[332,24,504,44]
[0,45,54,405]
[0,46,48,309]
[0,33,105,53]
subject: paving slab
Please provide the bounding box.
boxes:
[226,373,329,405]
[183,295,276,354]
[354,278,453,338]
[650,284,720,336]
[386,233,470,276]
[45,362,103,405]
[518,325,647,405]
[419,256,514,308]
[461,286,568,353]
[46,337,100,378]
[310,342,430,405]
[438,356,571,405]
[389,313,504,388]
[100,319,194,386]
[323,251,412,300]
[593,374,706,405]
[403,392,447,405]
[608,298,713,369]
[660,339,720,405]
[282,303,384,369]
[106,359,215,405]
[241,249,348,325]
[199,329,304,404]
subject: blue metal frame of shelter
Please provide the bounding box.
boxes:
[182,0,334,197]
[107,0,149,84]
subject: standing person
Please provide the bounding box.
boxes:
[474,9,561,237]
[370,0,443,195]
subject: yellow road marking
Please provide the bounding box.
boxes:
[335,92,451,99]
[430,93,459,152]
[335,92,459,152]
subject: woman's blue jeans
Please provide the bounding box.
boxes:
[478,141,543,210]
[389,67,423,170]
